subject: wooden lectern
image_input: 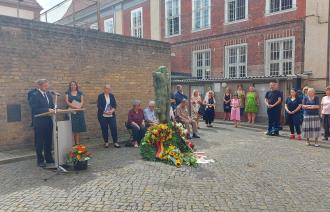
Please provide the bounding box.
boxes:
[35,108,85,172]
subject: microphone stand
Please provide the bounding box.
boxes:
[54,94,68,173]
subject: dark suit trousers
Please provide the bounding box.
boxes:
[34,118,54,164]
[98,116,118,143]
[128,124,146,144]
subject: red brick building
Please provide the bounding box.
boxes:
[58,0,307,80]
[57,0,329,120]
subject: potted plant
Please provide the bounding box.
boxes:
[67,144,91,170]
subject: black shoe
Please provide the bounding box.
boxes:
[323,137,328,141]
[38,162,46,168]
[187,136,192,139]
[192,134,200,138]
[265,132,272,136]
[270,132,279,136]
[114,143,121,148]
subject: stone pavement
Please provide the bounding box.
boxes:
[1,123,330,211]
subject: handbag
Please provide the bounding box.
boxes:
[198,105,205,116]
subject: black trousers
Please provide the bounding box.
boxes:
[287,114,301,134]
[98,116,118,143]
[323,114,330,138]
[128,124,146,144]
[34,118,54,164]
[267,109,281,133]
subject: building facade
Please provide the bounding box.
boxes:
[57,0,330,120]
[0,0,42,19]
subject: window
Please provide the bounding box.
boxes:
[165,0,181,36]
[192,50,211,79]
[131,8,143,38]
[90,23,98,30]
[225,0,248,23]
[266,0,296,14]
[192,0,211,31]
[265,37,295,76]
[225,44,247,78]
[104,18,114,33]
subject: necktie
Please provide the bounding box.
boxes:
[43,93,49,105]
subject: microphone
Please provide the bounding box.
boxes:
[50,90,61,96]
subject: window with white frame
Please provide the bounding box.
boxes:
[266,0,296,14]
[225,44,247,78]
[165,0,181,36]
[131,8,143,38]
[192,50,211,79]
[90,23,98,30]
[104,18,114,33]
[266,37,295,76]
[192,0,211,30]
[225,0,248,23]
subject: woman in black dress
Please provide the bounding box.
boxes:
[204,91,216,127]
[64,81,87,145]
[223,87,231,121]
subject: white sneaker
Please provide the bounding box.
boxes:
[134,141,139,148]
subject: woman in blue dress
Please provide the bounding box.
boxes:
[64,81,87,145]
[285,89,302,140]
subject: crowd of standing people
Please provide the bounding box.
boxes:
[29,78,330,167]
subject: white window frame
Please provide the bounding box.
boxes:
[90,23,98,30]
[224,0,248,24]
[192,0,211,32]
[131,7,143,38]
[265,0,297,16]
[192,49,211,79]
[265,36,295,76]
[104,17,114,33]
[165,0,181,37]
[225,43,248,78]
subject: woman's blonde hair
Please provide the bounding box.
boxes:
[192,89,199,97]
[307,87,315,94]
[325,86,330,91]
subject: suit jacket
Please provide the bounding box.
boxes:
[30,90,55,127]
[97,93,117,118]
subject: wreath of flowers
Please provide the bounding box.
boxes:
[140,122,197,167]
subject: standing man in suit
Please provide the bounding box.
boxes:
[97,84,120,148]
[30,79,55,167]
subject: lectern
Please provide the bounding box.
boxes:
[35,108,85,172]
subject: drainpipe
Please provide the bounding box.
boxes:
[328,2,330,85]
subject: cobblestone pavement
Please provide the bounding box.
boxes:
[1,123,330,211]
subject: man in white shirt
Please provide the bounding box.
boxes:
[144,100,159,126]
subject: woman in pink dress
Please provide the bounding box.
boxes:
[231,93,241,127]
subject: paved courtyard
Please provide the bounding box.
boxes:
[1,123,330,211]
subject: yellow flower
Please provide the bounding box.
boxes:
[175,159,182,167]
[77,155,81,160]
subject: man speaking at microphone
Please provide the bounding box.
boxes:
[30,79,55,167]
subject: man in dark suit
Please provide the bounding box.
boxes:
[30,79,55,167]
[97,84,120,148]
[27,87,38,127]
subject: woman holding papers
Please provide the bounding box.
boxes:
[65,81,87,145]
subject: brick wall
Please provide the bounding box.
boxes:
[0,15,170,147]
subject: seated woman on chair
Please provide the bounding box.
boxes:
[175,99,200,139]
[127,100,146,147]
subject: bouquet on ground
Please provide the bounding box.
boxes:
[140,122,197,167]
[67,144,91,165]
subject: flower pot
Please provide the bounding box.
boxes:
[74,160,88,170]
